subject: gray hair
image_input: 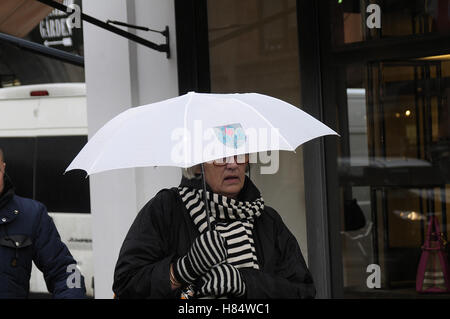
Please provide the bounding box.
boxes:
[181,165,201,180]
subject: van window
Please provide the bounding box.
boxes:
[35,136,90,213]
[0,136,90,213]
[0,137,34,199]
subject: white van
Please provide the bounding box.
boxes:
[0,83,94,297]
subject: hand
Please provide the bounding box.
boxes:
[196,263,246,298]
[173,230,227,284]
[169,264,182,290]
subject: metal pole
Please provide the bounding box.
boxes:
[200,163,212,232]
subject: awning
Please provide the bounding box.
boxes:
[0,0,62,38]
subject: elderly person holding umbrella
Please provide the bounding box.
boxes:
[66,92,337,299]
[112,153,315,299]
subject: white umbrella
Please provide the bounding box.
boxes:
[66,91,338,232]
[66,91,338,175]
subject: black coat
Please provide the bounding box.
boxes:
[113,177,315,299]
[0,176,86,298]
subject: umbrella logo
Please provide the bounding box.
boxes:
[213,123,246,149]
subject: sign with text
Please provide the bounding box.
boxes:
[28,0,83,56]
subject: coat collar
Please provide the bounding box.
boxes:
[0,177,20,225]
[0,201,20,225]
[0,175,14,210]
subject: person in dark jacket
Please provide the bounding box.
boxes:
[0,148,86,298]
[113,154,315,299]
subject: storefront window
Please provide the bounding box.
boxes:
[330,0,450,46]
[338,57,450,297]
[207,0,310,257]
[207,0,299,102]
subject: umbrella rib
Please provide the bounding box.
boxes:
[229,97,295,151]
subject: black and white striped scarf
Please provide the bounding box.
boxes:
[178,186,264,270]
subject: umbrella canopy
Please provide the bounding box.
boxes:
[66,92,338,175]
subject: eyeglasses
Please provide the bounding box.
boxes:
[212,154,249,166]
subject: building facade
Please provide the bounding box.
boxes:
[1,0,449,299]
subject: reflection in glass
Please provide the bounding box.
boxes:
[208,0,299,104]
[338,58,450,297]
